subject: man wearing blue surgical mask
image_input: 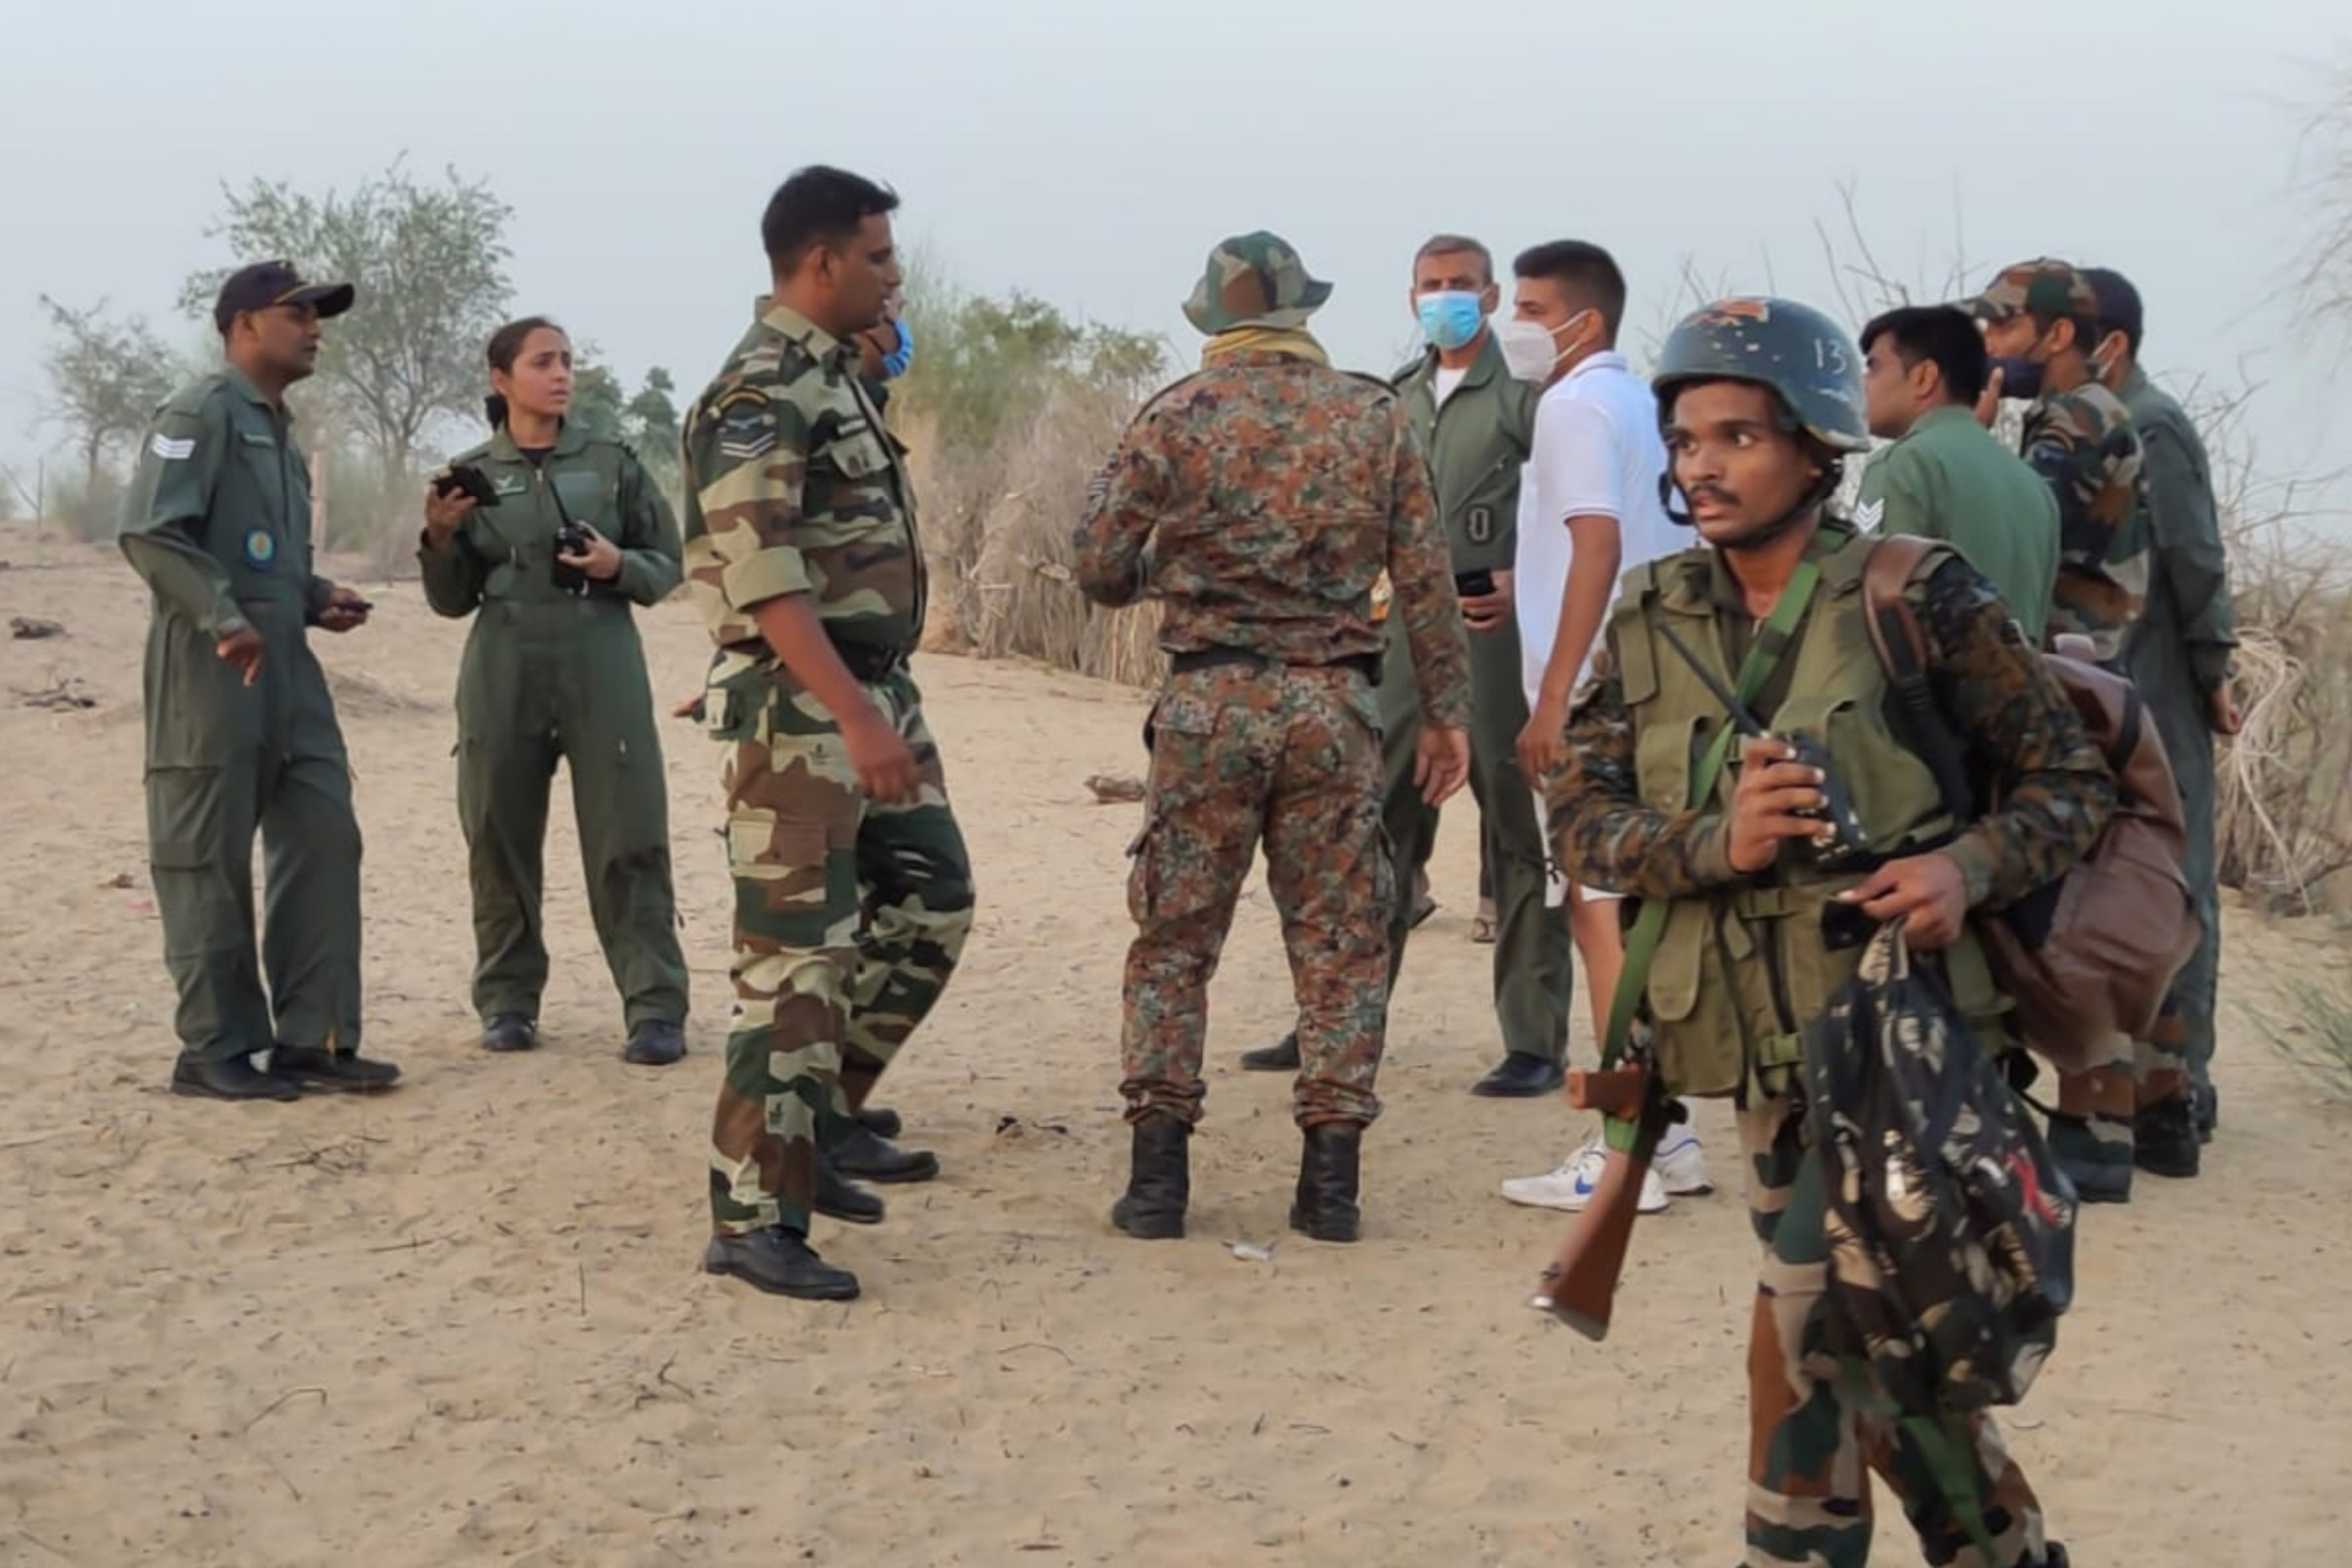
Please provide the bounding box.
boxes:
[854,286,913,413]
[1238,234,1571,1101]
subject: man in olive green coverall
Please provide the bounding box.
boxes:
[1241,234,1571,1097]
[120,260,400,1102]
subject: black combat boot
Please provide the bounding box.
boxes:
[1289,1120,1365,1243]
[816,1155,885,1225]
[1111,1115,1191,1240]
[2132,1093,2202,1179]
[622,1019,686,1066]
[702,1227,859,1300]
[271,1043,402,1092]
[481,1013,537,1054]
[171,1054,301,1102]
[855,1105,903,1139]
[832,1123,940,1183]
[1238,1032,1300,1072]
[2046,1112,2132,1204]
[1471,1053,1565,1098]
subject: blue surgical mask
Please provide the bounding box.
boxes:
[880,318,914,380]
[1416,291,1486,352]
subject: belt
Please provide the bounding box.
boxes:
[834,640,910,682]
[1169,648,1381,684]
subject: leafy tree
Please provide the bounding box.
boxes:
[569,363,629,442]
[894,287,1168,453]
[178,156,514,484]
[626,368,680,454]
[37,296,176,496]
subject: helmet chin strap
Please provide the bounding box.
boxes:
[1657,462,1842,551]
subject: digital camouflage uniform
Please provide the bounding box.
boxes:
[121,366,366,1068]
[680,301,975,1240]
[1554,535,2109,1568]
[1550,298,2107,1568]
[1075,235,1473,1133]
[1965,260,2151,1187]
[421,424,688,1038]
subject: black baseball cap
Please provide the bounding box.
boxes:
[2080,266,2143,349]
[212,259,357,334]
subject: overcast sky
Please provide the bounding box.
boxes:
[3,0,2346,525]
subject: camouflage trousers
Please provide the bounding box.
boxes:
[1738,1094,2049,1568]
[705,665,974,1237]
[1121,663,1392,1129]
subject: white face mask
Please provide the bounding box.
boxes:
[1498,310,1593,383]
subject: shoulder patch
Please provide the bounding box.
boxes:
[149,432,196,461]
[714,394,778,462]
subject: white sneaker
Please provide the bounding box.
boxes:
[1652,1120,1714,1197]
[1499,1137,1669,1214]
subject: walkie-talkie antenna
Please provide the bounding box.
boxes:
[1654,622,1769,738]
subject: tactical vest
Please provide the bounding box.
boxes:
[1614,532,2007,1100]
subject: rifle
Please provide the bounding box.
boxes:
[1529,1031,1682,1339]
[1526,560,1826,1342]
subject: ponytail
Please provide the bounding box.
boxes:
[483,392,509,430]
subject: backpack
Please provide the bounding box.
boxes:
[1802,920,2077,1418]
[1860,535,2201,1073]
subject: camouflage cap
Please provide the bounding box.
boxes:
[1182,231,1334,335]
[1958,258,2099,325]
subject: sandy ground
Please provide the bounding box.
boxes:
[1,529,2347,1568]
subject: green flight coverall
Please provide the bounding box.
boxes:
[2119,366,2236,1098]
[120,368,366,1065]
[1388,336,1572,1066]
[1855,404,2061,645]
[419,424,689,1033]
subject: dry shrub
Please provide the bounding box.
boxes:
[2204,397,2352,913]
[916,381,1166,688]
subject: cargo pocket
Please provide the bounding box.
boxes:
[145,768,224,871]
[703,665,774,746]
[728,817,853,951]
[1125,690,1222,928]
[1634,713,1717,815]
[1646,901,1746,1098]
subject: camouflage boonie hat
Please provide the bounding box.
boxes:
[1182,230,1334,334]
[1958,258,2099,325]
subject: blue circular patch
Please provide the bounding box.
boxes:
[243,528,277,568]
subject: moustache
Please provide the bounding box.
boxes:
[1685,484,1738,509]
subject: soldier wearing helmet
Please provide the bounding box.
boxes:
[1545,295,2112,1568]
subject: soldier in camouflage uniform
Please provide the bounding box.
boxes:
[1550,296,2107,1568]
[1076,232,1474,1245]
[2085,266,2238,1175]
[1961,259,2150,1204]
[681,167,975,1302]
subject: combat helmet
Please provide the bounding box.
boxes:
[1650,296,1869,454]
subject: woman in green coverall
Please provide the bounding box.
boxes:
[418,317,689,1065]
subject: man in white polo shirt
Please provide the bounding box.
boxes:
[1494,239,1710,1213]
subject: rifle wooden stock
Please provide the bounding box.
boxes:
[1529,1064,1659,1342]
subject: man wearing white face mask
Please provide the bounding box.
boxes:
[1239,234,1570,1098]
[1494,239,1710,1212]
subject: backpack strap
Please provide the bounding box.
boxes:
[1861,537,1977,823]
